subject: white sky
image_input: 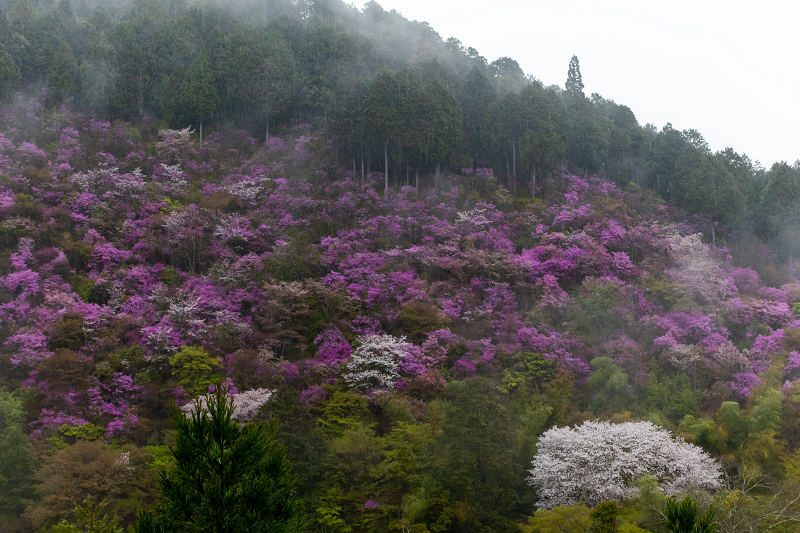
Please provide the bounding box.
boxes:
[370,0,800,168]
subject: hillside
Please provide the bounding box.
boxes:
[2,0,800,258]
[0,92,799,531]
[2,0,800,531]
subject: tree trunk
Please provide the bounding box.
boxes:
[512,138,516,178]
[361,157,365,181]
[415,168,419,189]
[265,114,269,143]
[384,136,389,196]
[435,164,440,189]
[200,118,203,145]
[531,165,536,199]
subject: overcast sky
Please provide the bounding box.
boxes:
[370,0,799,168]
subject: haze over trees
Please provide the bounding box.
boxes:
[1,0,800,532]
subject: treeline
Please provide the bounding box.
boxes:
[1,0,800,253]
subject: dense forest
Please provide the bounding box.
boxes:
[2,0,800,532]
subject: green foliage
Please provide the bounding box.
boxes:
[105,345,147,376]
[634,475,667,531]
[750,388,783,436]
[573,279,627,342]
[399,302,448,344]
[47,423,106,450]
[0,43,22,100]
[0,391,35,529]
[144,445,174,472]
[663,496,716,533]
[68,274,99,303]
[159,198,183,214]
[49,312,86,350]
[565,55,584,98]
[489,80,569,191]
[400,483,454,533]
[314,496,351,533]
[741,388,785,473]
[24,441,158,530]
[427,378,526,532]
[180,54,219,128]
[160,266,179,287]
[678,415,727,456]
[135,384,304,533]
[667,375,700,422]
[359,68,462,182]
[589,501,619,533]
[319,390,372,435]
[47,41,77,103]
[513,393,553,464]
[47,497,122,533]
[381,420,435,496]
[498,352,555,393]
[718,401,748,451]
[521,505,591,533]
[587,357,629,414]
[169,345,221,396]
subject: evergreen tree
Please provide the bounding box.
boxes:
[134,383,304,533]
[0,44,21,100]
[565,54,584,97]
[180,54,219,144]
[663,496,716,533]
[461,67,497,164]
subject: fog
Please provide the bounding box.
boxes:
[374,0,800,167]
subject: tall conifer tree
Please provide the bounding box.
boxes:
[134,384,303,533]
[565,54,584,97]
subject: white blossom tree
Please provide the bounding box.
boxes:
[528,420,722,509]
[667,343,704,374]
[156,128,194,163]
[182,388,273,424]
[666,233,733,307]
[343,334,412,391]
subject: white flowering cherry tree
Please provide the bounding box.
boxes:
[528,420,722,509]
[182,388,273,424]
[343,334,413,391]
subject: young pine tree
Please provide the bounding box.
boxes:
[663,496,716,533]
[135,384,304,533]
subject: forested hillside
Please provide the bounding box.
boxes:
[2,0,800,532]
[2,0,800,253]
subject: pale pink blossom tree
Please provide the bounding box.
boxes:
[528,420,722,509]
